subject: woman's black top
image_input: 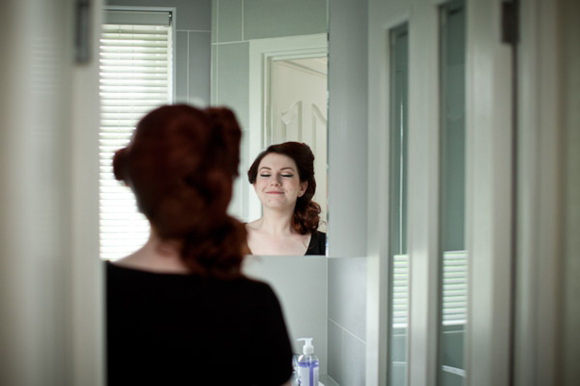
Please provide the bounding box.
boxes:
[106,261,293,385]
[305,231,326,256]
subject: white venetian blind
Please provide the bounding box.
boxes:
[393,251,468,328]
[99,10,173,260]
[441,250,468,324]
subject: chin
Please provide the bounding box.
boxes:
[263,200,296,210]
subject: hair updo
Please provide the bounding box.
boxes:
[247,142,321,235]
[112,104,246,278]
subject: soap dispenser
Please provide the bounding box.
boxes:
[296,338,319,386]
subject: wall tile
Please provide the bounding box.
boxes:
[174,0,211,31]
[239,129,250,220]
[188,32,211,106]
[216,42,249,129]
[210,44,218,105]
[328,257,367,339]
[211,0,218,44]
[217,0,243,43]
[326,0,368,257]
[327,320,343,384]
[106,0,211,31]
[244,0,327,40]
[228,129,250,220]
[174,31,189,103]
[342,331,366,386]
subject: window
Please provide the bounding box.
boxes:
[99,9,173,260]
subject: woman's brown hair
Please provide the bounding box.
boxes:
[112,104,246,278]
[247,142,322,235]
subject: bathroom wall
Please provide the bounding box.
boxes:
[106,0,212,106]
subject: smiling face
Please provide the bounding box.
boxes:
[253,153,308,211]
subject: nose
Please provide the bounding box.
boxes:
[269,175,282,186]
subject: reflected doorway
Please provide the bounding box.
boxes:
[268,57,328,230]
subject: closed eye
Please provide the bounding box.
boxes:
[281,174,294,178]
[259,173,271,178]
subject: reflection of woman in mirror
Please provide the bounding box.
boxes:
[107,105,293,385]
[246,142,326,256]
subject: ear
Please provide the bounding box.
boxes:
[298,181,308,197]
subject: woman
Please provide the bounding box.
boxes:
[246,142,326,256]
[107,104,293,385]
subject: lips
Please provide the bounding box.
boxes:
[266,191,284,194]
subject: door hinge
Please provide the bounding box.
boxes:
[501,0,519,45]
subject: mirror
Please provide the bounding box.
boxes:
[102,0,329,257]
[101,0,331,376]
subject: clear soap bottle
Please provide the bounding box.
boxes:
[296,338,319,386]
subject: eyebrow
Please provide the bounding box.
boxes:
[258,166,296,172]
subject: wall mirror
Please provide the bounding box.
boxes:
[99,0,329,260]
[99,0,331,375]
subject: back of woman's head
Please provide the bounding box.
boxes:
[248,141,321,234]
[112,104,246,278]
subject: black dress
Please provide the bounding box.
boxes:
[305,231,326,256]
[106,261,293,386]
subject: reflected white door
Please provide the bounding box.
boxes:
[269,58,328,227]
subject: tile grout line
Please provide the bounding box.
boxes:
[340,324,344,383]
[328,318,367,345]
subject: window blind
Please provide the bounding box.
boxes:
[99,16,173,260]
[441,251,468,324]
[393,251,468,328]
